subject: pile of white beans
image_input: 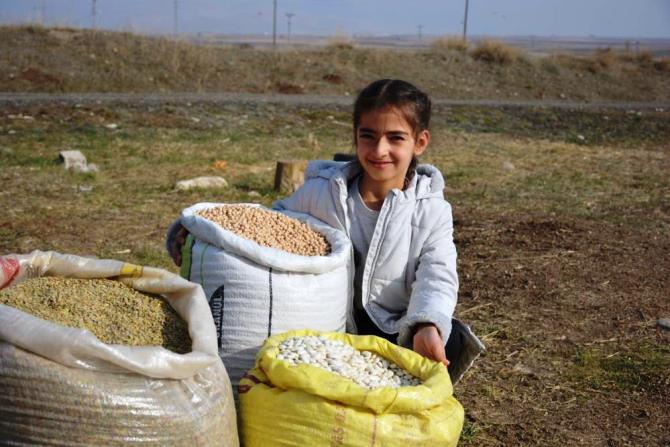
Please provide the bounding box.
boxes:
[277,335,421,389]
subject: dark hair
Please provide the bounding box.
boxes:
[352,79,431,185]
[353,79,432,143]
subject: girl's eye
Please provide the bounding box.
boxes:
[359,133,374,140]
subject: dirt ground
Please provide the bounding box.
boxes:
[0,100,668,446]
[455,210,669,445]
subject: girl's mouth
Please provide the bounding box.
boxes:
[368,160,393,168]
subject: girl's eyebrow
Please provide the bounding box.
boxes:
[358,127,409,136]
[358,127,376,133]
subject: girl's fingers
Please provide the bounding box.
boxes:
[170,226,189,267]
[414,324,450,367]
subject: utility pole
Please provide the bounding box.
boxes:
[173,0,179,37]
[286,13,295,43]
[92,0,97,29]
[39,0,46,25]
[462,0,469,41]
[417,24,423,42]
[272,0,277,49]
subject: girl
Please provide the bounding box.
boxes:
[170,79,459,368]
[273,79,456,366]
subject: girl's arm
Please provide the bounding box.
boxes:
[400,204,459,353]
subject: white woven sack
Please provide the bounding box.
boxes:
[179,203,353,391]
[0,250,239,446]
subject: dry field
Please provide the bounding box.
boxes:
[0,99,668,446]
[1,25,670,102]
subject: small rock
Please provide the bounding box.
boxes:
[513,364,535,376]
[79,163,99,173]
[657,318,670,330]
[502,161,515,171]
[105,123,119,130]
[577,135,585,141]
[59,150,88,170]
[499,363,535,378]
[248,191,261,198]
[175,176,228,191]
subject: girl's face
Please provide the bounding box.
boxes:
[356,107,429,191]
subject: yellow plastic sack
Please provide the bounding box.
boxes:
[239,329,464,447]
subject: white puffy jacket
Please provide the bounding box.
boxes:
[274,160,458,348]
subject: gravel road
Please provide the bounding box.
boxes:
[0,92,668,111]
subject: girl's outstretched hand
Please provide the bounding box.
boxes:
[169,225,190,267]
[413,323,450,368]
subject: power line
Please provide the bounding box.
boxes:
[35,0,46,25]
[272,0,277,49]
[91,0,97,29]
[173,0,179,36]
[286,13,295,42]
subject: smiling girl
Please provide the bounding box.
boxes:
[273,79,458,366]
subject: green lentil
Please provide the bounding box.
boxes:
[0,277,191,354]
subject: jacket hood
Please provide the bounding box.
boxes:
[305,160,445,200]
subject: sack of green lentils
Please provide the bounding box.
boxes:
[0,250,239,447]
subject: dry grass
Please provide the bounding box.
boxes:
[553,48,670,77]
[470,39,524,65]
[2,25,670,102]
[654,57,670,73]
[1,102,668,445]
[326,39,355,51]
[430,36,469,53]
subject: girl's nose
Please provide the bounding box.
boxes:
[373,137,391,155]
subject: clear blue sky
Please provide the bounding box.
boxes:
[1,0,668,38]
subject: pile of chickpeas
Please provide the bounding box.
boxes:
[197,205,331,257]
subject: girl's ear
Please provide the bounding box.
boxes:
[414,129,430,156]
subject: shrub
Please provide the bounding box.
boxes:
[470,39,522,65]
[635,50,655,65]
[593,48,617,71]
[539,56,561,75]
[653,57,670,73]
[326,36,354,50]
[430,36,469,53]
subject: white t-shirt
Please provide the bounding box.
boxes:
[346,177,380,310]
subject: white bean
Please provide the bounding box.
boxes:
[277,336,422,389]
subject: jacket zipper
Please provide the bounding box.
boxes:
[361,193,395,331]
[335,176,357,333]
